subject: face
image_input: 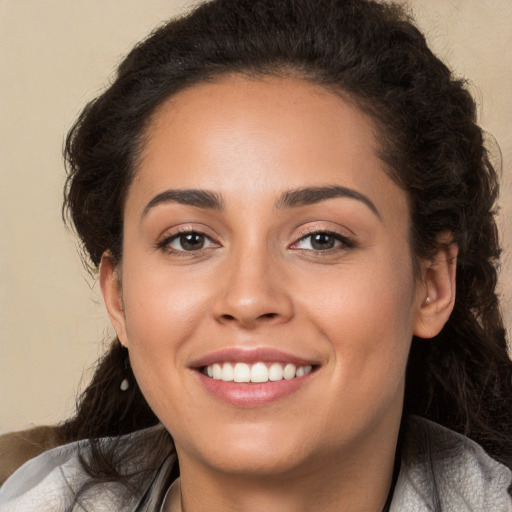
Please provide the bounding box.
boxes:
[102,75,446,480]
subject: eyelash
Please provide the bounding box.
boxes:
[290,229,355,252]
[156,229,219,256]
[156,228,354,255]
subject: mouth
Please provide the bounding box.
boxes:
[191,348,319,407]
[201,361,314,383]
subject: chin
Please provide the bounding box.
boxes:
[177,424,316,477]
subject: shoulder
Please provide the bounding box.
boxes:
[0,426,66,485]
[0,438,91,511]
[391,416,512,512]
[0,424,171,512]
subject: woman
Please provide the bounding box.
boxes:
[1,0,511,510]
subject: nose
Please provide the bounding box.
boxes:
[212,250,294,329]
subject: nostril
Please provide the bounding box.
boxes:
[259,312,278,320]
[219,312,278,323]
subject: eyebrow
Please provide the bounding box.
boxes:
[276,185,381,219]
[142,184,380,219]
[142,189,224,216]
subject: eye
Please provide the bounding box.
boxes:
[161,231,217,252]
[292,231,352,251]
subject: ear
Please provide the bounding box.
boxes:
[99,251,129,347]
[413,235,458,339]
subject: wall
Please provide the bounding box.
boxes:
[0,0,511,433]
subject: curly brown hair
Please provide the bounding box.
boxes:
[60,0,512,505]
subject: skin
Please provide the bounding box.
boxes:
[101,75,457,512]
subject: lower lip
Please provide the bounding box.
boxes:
[196,371,314,407]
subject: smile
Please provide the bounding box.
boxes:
[204,362,314,383]
[192,348,319,406]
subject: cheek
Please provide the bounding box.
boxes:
[301,253,416,380]
[122,263,211,344]
[118,263,214,402]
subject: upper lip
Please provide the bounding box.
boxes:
[189,347,320,369]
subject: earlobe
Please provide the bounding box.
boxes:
[413,238,458,339]
[99,252,129,347]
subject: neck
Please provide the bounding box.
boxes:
[170,431,399,512]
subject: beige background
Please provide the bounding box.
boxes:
[0,0,511,433]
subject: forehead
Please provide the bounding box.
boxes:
[144,75,379,171]
[129,75,408,226]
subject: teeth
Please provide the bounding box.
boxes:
[268,363,283,381]
[250,362,268,383]
[283,363,296,380]
[233,363,250,382]
[212,363,222,379]
[221,363,234,381]
[205,362,313,383]
[296,366,306,378]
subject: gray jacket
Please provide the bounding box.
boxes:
[1,416,510,511]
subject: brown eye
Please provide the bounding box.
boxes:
[179,233,205,251]
[162,231,217,252]
[292,231,353,252]
[310,233,336,250]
